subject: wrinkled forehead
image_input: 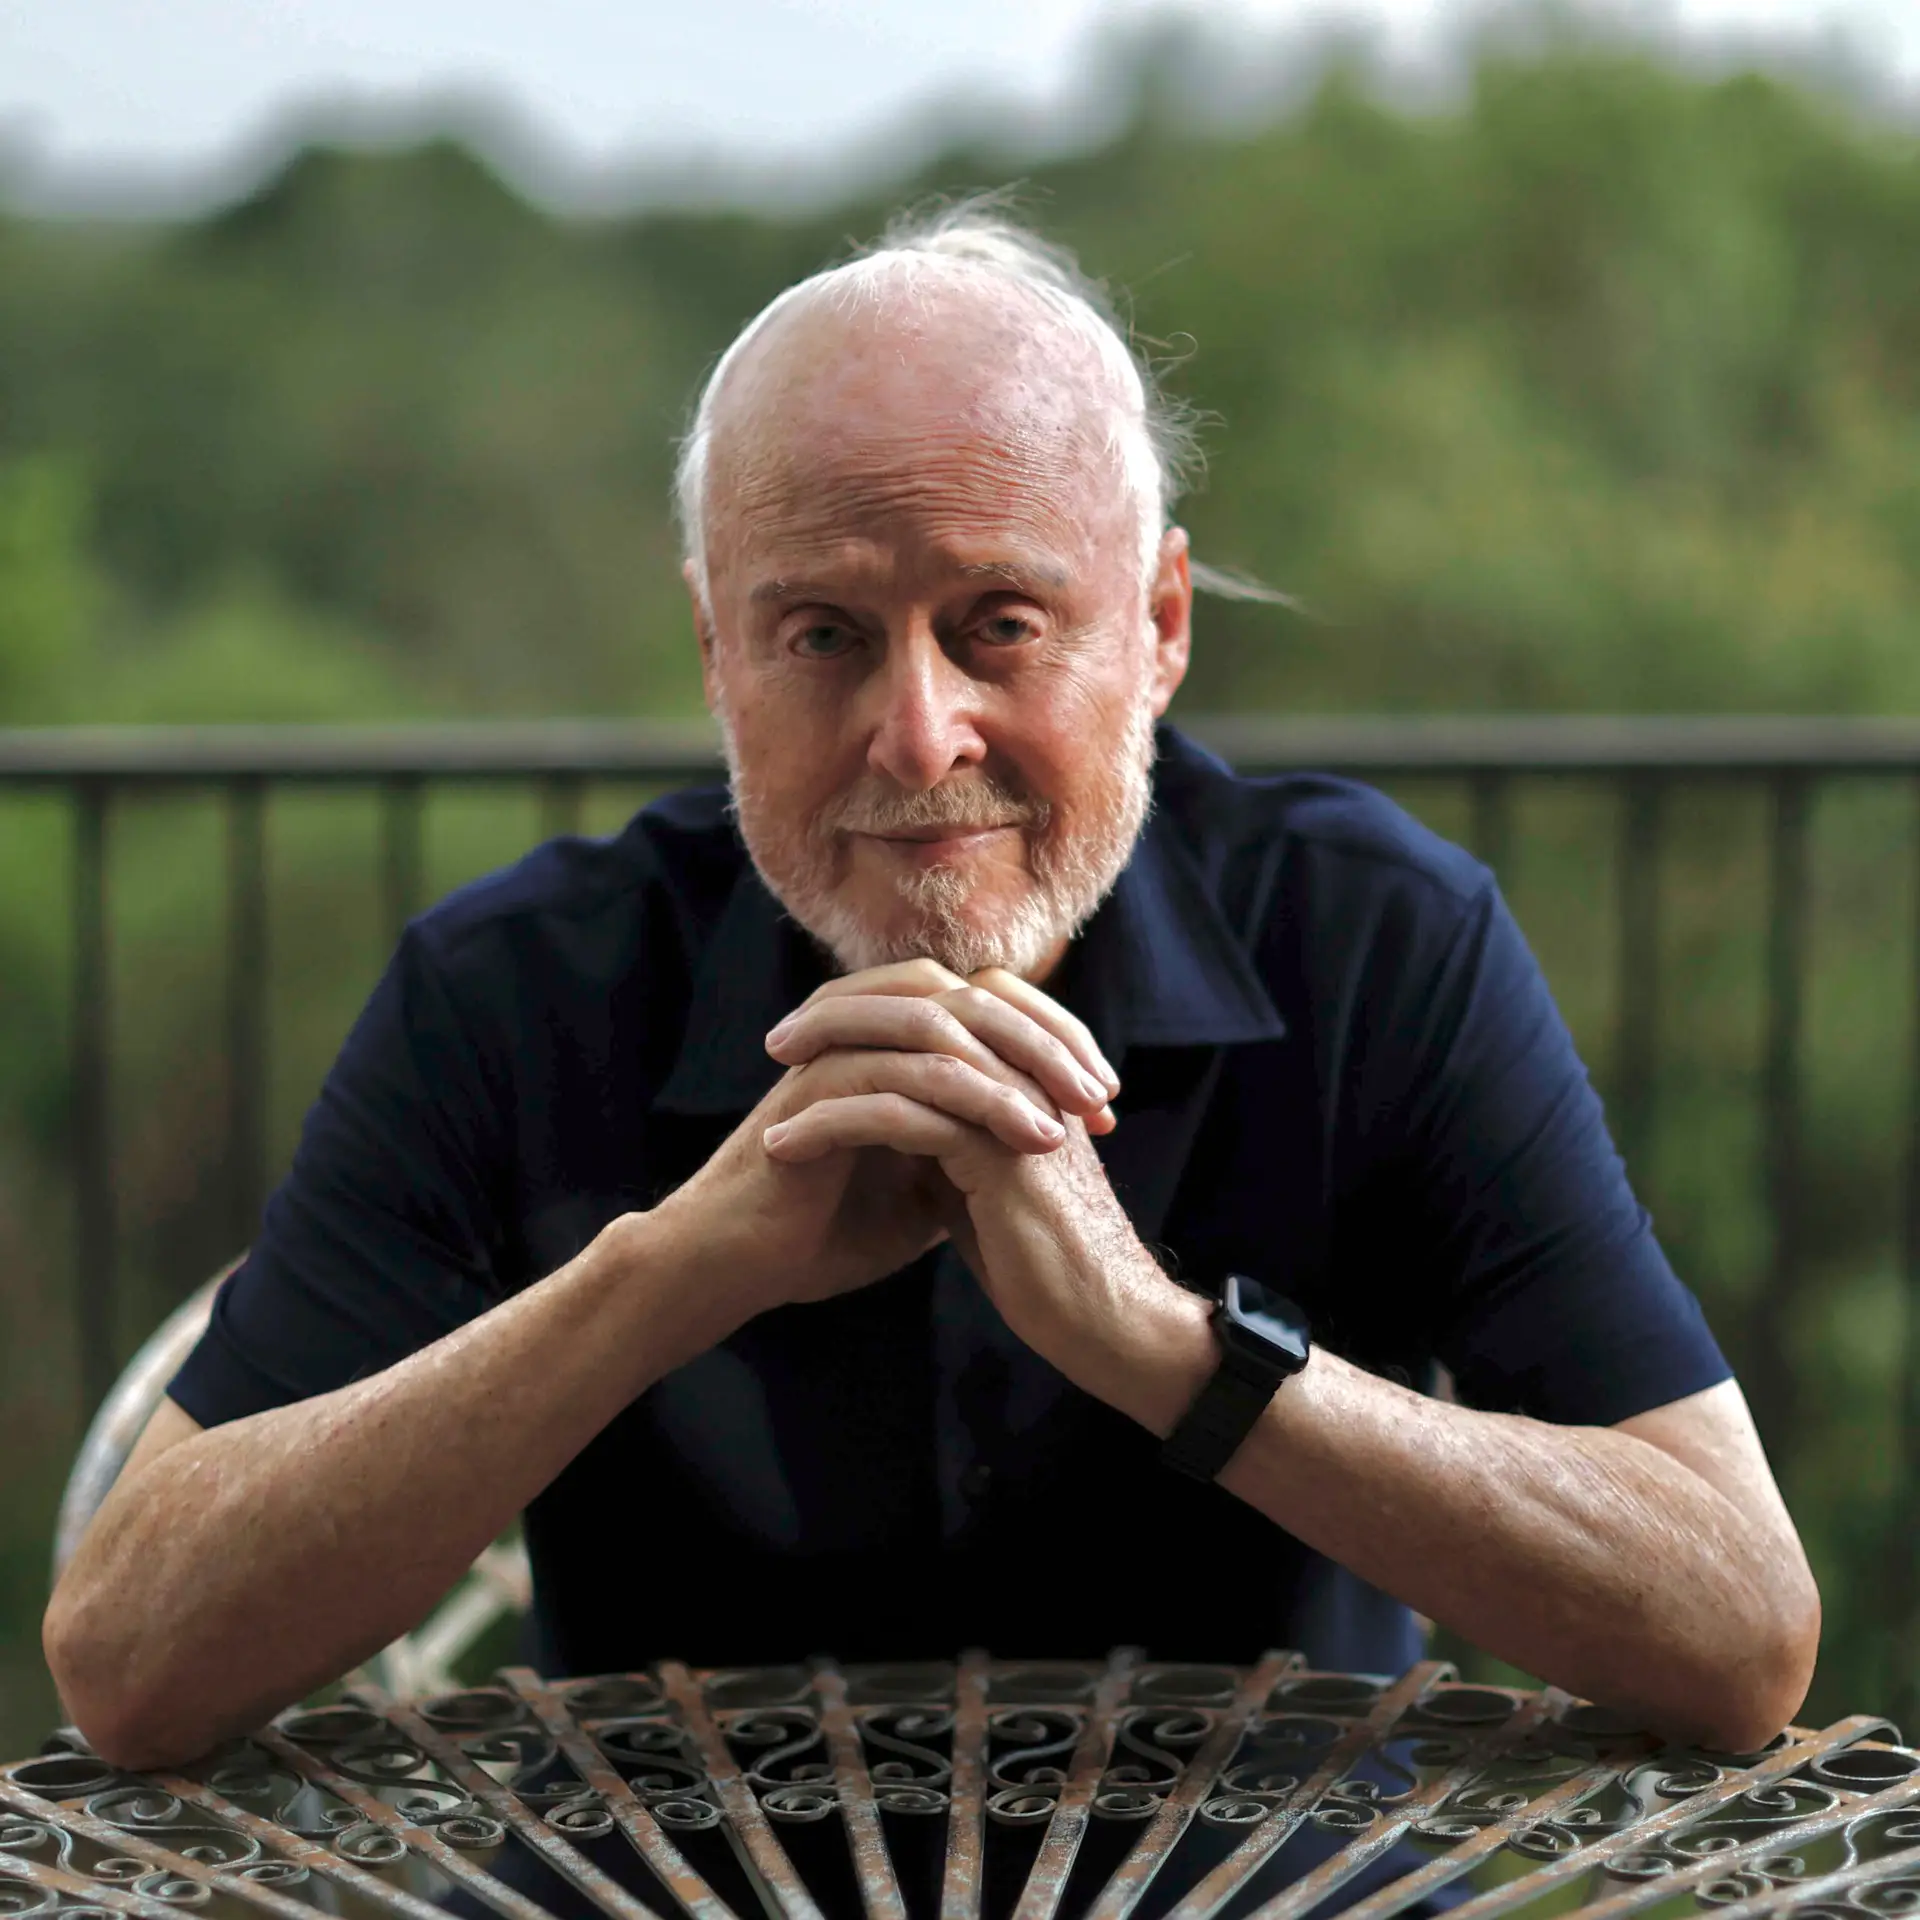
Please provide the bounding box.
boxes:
[701,271,1143,582]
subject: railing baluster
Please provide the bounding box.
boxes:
[226,780,269,1250]
[541,774,585,841]
[380,776,424,950]
[1614,779,1664,1183]
[71,780,115,1414]
[1895,778,1920,1731]
[1468,772,1511,882]
[1753,775,1810,1466]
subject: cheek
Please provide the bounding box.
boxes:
[718,669,839,795]
[1013,663,1147,799]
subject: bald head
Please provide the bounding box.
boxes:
[675,208,1192,609]
[698,262,1151,608]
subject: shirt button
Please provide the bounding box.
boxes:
[960,1463,993,1498]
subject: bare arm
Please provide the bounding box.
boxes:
[44,1209,755,1769]
[1111,1304,1817,1751]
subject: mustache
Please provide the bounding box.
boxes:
[813,776,1051,839]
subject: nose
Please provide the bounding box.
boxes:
[862,628,988,791]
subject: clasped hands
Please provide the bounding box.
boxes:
[656,958,1202,1410]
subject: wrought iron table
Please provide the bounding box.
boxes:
[5,1655,1919,1920]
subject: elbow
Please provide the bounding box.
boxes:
[43,1580,217,1773]
[1662,1561,1823,1754]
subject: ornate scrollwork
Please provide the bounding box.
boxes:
[0,1822,72,1870]
[580,1715,718,1829]
[855,1704,952,1816]
[0,1882,62,1919]
[981,1706,1084,1827]
[13,1657,1920,1920]
[1195,1711,1340,1828]
[82,1786,267,1875]
[408,1685,610,1834]
[276,1703,500,1843]
[717,1707,835,1824]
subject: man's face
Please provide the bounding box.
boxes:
[692,289,1192,982]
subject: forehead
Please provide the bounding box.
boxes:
[702,279,1140,589]
[720,419,1125,589]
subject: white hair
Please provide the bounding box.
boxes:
[674,201,1201,605]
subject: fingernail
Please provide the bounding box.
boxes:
[1035,1113,1065,1140]
[766,1018,795,1045]
[763,1122,789,1148]
[1078,1071,1109,1106]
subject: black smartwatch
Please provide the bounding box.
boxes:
[1162,1274,1312,1482]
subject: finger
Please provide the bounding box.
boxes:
[763,1093,999,1165]
[967,966,1120,1094]
[768,991,1103,1117]
[786,1049,1066,1152]
[788,959,968,1013]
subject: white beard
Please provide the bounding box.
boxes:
[719,697,1158,979]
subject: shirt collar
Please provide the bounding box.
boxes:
[653,726,1286,1117]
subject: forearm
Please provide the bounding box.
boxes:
[1047,1272,1811,1750]
[1228,1354,1803,1746]
[45,1209,748,1768]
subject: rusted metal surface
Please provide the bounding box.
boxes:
[938,1651,991,1920]
[11,1658,1920,1918]
[1163,1658,1450,1920]
[0,1837,184,1920]
[502,1667,740,1920]
[362,1678,675,1920]
[657,1658,830,1920]
[252,1720,561,1920]
[1081,1652,1300,1920]
[811,1663,908,1920]
[1008,1649,1138,1920]
[0,1770,323,1920]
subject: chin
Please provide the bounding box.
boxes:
[823,885,1072,979]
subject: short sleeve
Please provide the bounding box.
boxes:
[168,928,511,1426]
[1352,879,1729,1426]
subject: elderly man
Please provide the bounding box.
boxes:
[47,208,1817,1772]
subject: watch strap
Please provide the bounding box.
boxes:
[1161,1354,1281,1482]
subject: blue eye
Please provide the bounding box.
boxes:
[792,624,855,659]
[978,613,1039,646]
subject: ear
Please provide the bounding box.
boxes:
[1145,527,1193,718]
[685,559,721,713]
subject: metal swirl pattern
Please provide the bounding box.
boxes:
[5,1657,1920,1920]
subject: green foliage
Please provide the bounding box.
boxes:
[7,22,1920,1746]
[0,458,96,722]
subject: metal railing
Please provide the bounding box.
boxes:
[6,712,1920,1708]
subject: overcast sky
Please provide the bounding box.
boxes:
[2,0,1916,214]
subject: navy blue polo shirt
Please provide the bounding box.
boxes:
[169,723,1728,1679]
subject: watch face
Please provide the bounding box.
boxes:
[1220,1273,1311,1371]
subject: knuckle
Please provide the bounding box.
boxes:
[906,957,957,991]
[949,985,998,1024]
[902,998,949,1039]
[921,1051,972,1089]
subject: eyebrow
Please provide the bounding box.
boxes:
[747,559,1071,606]
[958,560,1071,593]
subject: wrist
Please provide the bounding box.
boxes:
[1038,1253,1217,1436]
[589,1206,769,1362]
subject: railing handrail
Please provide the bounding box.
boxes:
[12,714,1920,781]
